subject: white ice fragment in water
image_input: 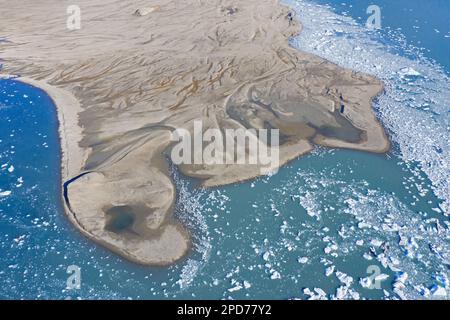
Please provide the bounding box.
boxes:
[363,252,373,261]
[7,165,14,173]
[298,257,309,264]
[393,287,408,300]
[283,239,296,252]
[431,207,442,214]
[0,190,12,198]
[398,67,422,77]
[262,251,271,261]
[280,221,288,234]
[358,222,371,229]
[430,285,447,298]
[415,285,431,298]
[228,283,243,292]
[303,287,327,300]
[303,288,313,296]
[434,274,449,288]
[270,270,281,280]
[336,271,353,286]
[377,253,389,269]
[359,277,372,289]
[370,239,383,247]
[335,286,348,300]
[375,274,389,282]
[395,272,408,284]
[393,280,405,290]
[314,288,327,297]
[349,290,360,300]
[16,176,24,188]
[324,243,338,254]
[13,234,26,247]
[325,265,335,277]
[243,281,251,289]
[356,239,364,246]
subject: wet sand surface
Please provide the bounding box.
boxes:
[0,0,389,265]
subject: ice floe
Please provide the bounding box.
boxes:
[297,257,309,264]
[303,287,328,300]
[335,271,353,287]
[325,265,335,277]
[0,190,12,198]
[288,0,450,215]
[398,67,422,78]
[270,270,281,280]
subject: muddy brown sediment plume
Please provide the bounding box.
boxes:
[0,0,389,265]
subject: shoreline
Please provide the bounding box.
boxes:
[0,0,390,266]
[1,75,191,267]
[0,75,86,229]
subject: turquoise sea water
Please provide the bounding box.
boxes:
[0,0,449,299]
[304,0,450,72]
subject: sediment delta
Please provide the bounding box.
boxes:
[0,0,390,265]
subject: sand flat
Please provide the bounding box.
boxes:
[0,0,389,265]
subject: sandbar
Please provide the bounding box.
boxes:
[0,0,389,265]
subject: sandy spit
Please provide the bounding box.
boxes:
[0,0,389,265]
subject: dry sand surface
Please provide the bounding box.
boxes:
[0,0,390,265]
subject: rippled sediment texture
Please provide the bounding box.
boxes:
[0,0,388,265]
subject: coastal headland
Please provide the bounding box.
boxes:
[0,0,389,265]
